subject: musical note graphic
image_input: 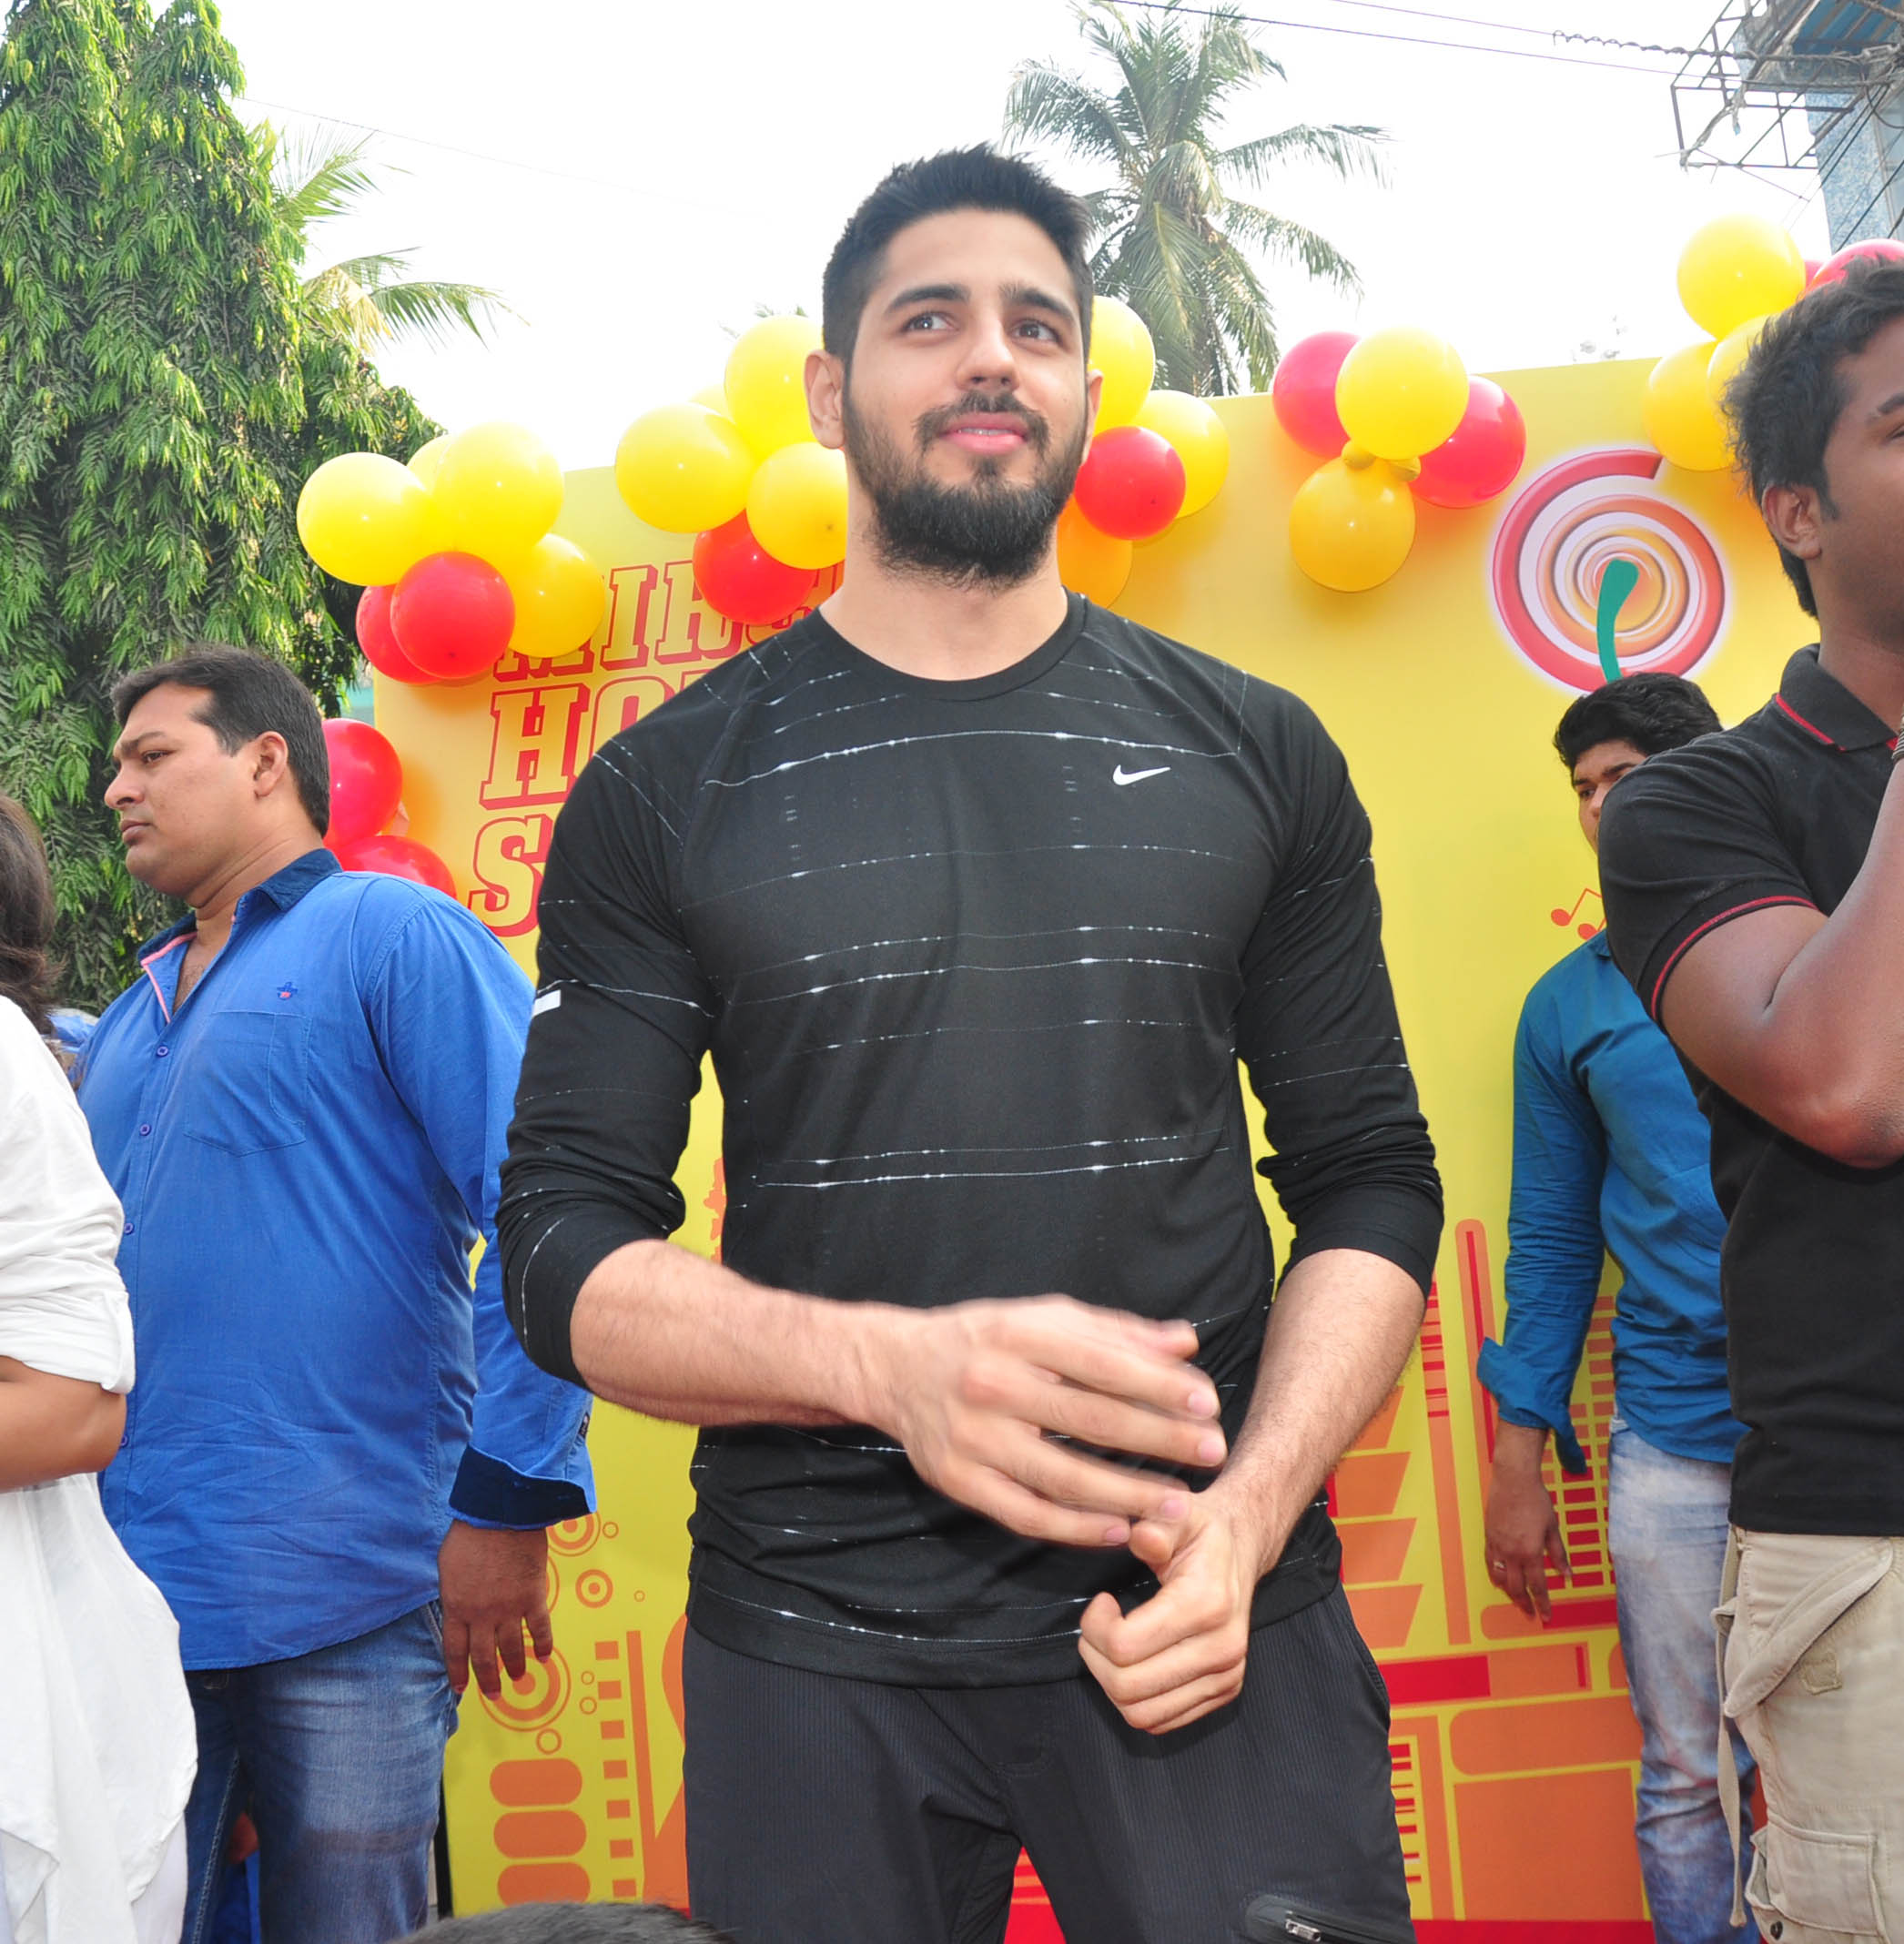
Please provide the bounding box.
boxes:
[1550,887,1603,939]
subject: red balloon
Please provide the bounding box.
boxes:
[333,833,456,897]
[1412,378,1528,510]
[1272,330,1359,457]
[1804,257,1823,287]
[322,718,403,845]
[356,584,435,684]
[1810,238,1904,288]
[389,552,514,680]
[1073,426,1187,542]
[693,513,819,625]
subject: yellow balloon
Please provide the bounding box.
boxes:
[1643,341,1733,471]
[1707,313,1773,405]
[1134,390,1230,518]
[747,442,848,571]
[691,384,731,414]
[724,316,823,458]
[1056,499,1132,605]
[407,435,450,491]
[431,421,564,565]
[296,452,445,586]
[615,403,756,533]
[1090,297,1157,430]
[1334,329,1468,464]
[1287,456,1417,592]
[1677,214,1805,340]
[504,535,607,662]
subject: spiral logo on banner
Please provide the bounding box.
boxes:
[1491,449,1727,691]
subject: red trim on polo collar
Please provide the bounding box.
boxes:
[1775,694,1838,747]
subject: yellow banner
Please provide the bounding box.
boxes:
[385,359,1800,1925]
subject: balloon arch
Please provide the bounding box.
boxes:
[295,215,1890,884]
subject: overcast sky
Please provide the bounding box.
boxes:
[201,0,1838,469]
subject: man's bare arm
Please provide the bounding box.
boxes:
[568,1237,1229,1548]
[1201,1246,1426,1558]
[571,1238,884,1429]
[1079,1247,1423,1733]
[1656,766,1904,1166]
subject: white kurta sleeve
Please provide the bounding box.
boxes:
[0,999,134,1393]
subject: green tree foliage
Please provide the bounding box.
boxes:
[1006,0,1386,394]
[0,0,437,1008]
[272,126,511,355]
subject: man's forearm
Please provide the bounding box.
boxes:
[1206,1247,1425,1574]
[1490,1419,1549,1479]
[570,1237,901,1428]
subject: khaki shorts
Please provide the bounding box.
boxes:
[1716,1528,1904,1940]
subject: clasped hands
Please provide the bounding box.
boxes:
[872,1295,1272,1736]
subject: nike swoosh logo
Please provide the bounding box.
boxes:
[1112,764,1171,786]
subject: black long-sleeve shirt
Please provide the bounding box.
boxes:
[501,595,1442,1683]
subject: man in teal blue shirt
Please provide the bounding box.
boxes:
[1478,673,1753,1944]
[78,648,593,1944]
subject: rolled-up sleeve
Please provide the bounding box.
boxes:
[498,742,718,1388]
[1237,702,1443,1294]
[1474,979,1604,1475]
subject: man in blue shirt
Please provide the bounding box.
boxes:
[1478,673,1754,1944]
[77,648,593,1944]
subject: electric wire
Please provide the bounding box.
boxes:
[1240,0,1561,38]
[1555,33,1709,56]
[1830,123,1904,238]
[237,96,723,206]
[1109,1,1686,76]
[240,0,1691,203]
[241,5,1860,223]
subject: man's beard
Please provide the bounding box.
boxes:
[842,386,1089,590]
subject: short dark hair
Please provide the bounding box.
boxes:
[1553,671,1721,770]
[401,1905,731,1942]
[0,792,60,1034]
[111,646,330,835]
[822,145,1094,369]
[1723,257,1904,616]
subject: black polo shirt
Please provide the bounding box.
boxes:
[1599,646,1904,1535]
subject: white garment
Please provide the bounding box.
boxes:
[128,1819,187,1944]
[0,998,196,1944]
[0,1819,185,1944]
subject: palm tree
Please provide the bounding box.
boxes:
[1005,1,1385,395]
[268,127,512,354]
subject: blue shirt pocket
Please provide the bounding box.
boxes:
[177,1009,312,1155]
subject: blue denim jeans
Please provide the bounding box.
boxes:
[179,1603,457,1944]
[1608,1424,1758,1944]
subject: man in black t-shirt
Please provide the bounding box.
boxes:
[1599,262,1904,1937]
[501,147,1441,1942]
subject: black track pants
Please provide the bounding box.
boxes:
[683,1585,1413,1944]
